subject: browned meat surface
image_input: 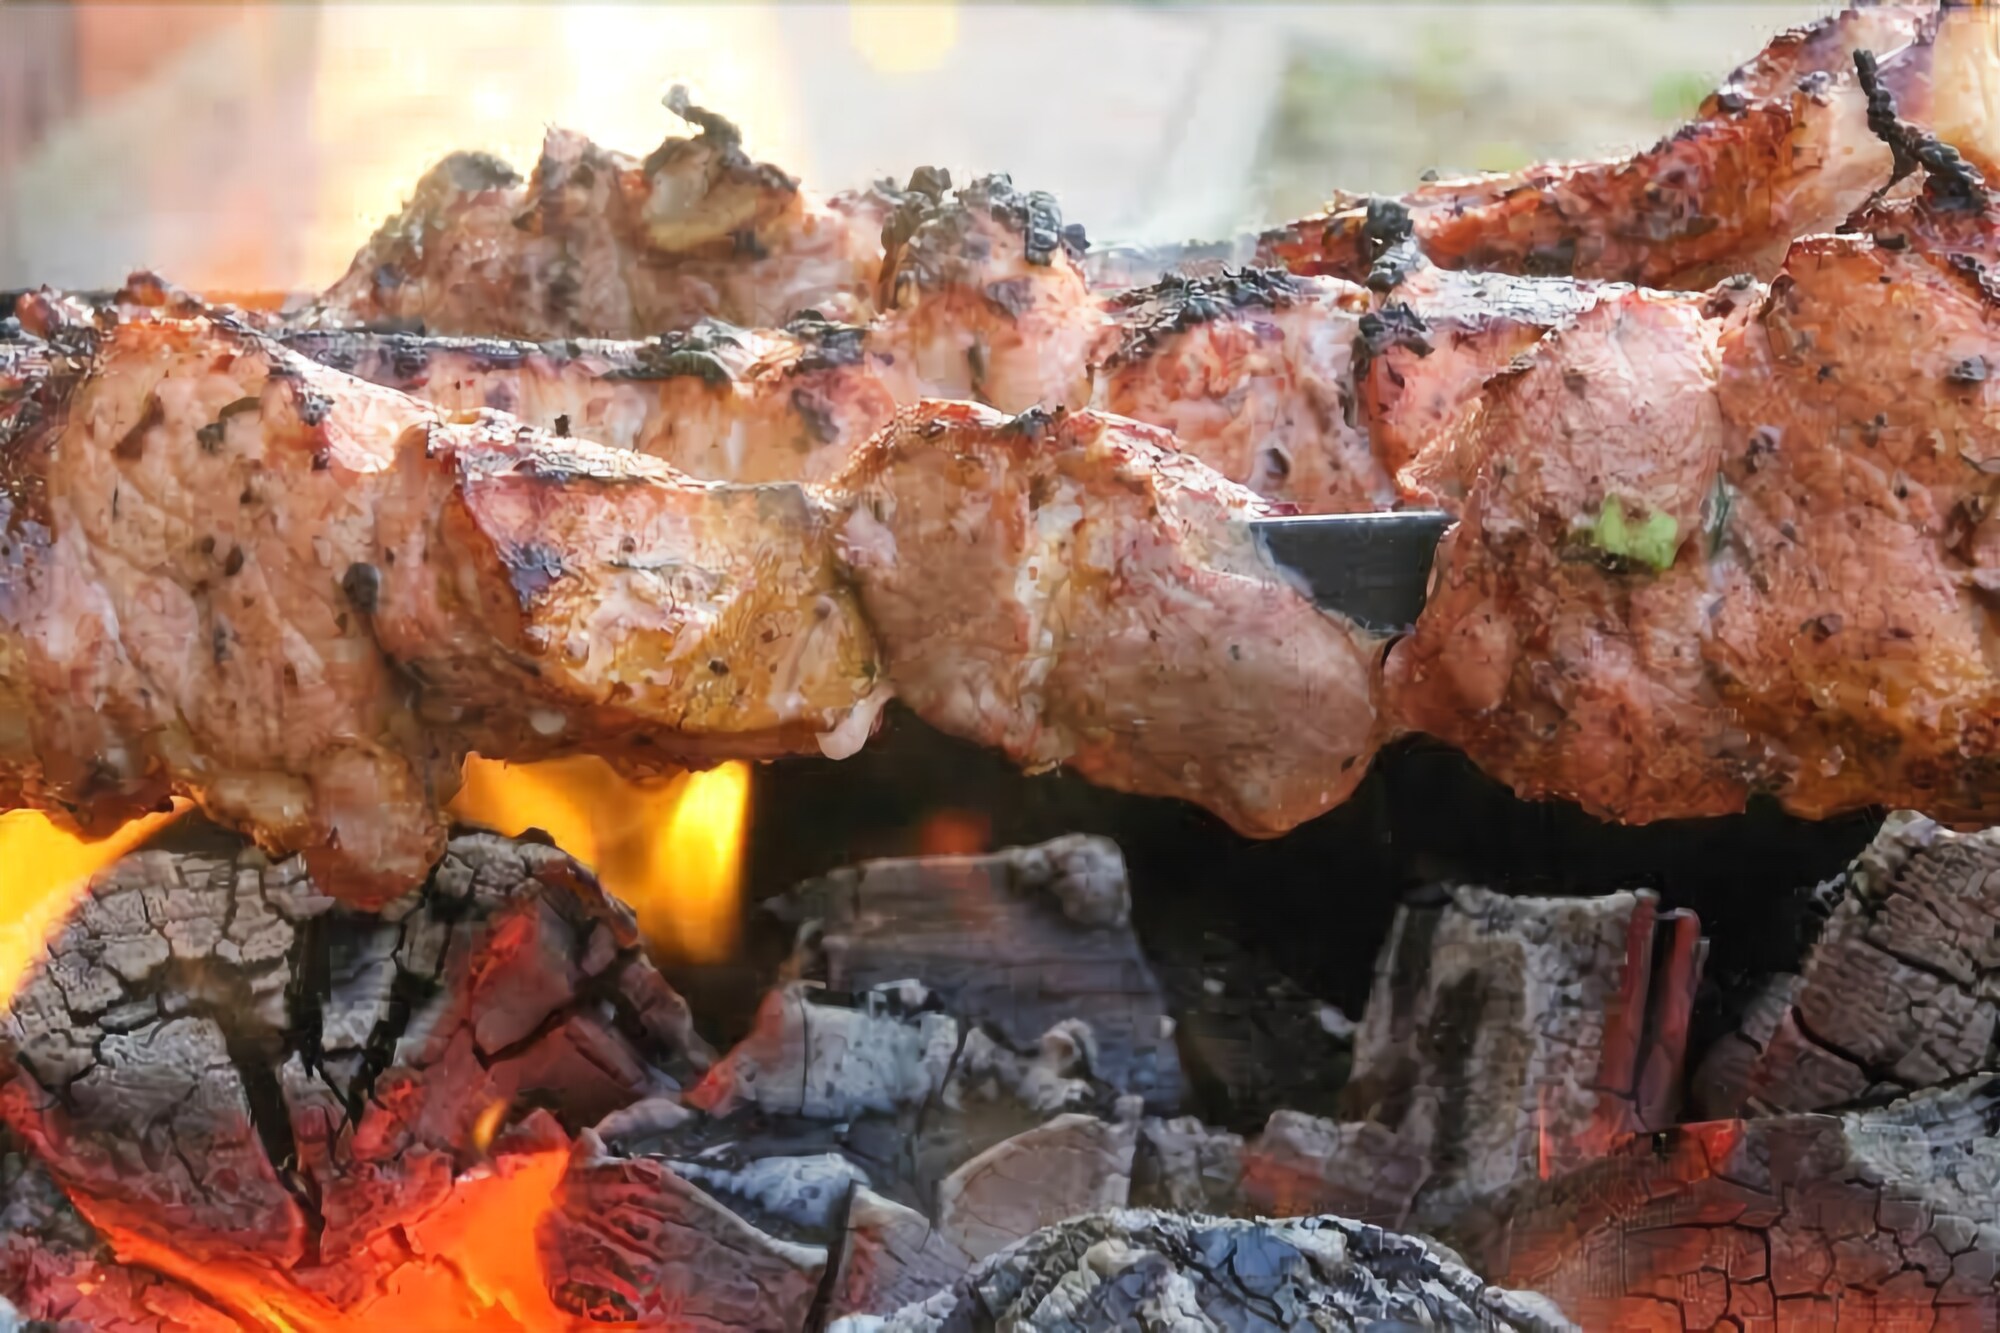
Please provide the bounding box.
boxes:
[1386,290,1750,821]
[872,171,1102,413]
[310,92,894,337]
[1354,265,1611,508]
[0,301,881,904]
[285,317,905,486]
[1389,157,2000,826]
[834,401,1383,836]
[1706,175,2000,821]
[1260,2,1962,289]
[288,171,1112,487]
[1093,270,1394,514]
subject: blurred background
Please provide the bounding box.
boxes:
[0,2,1828,293]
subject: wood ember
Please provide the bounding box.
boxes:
[778,835,1183,1111]
[0,1137,237,1331]
[0,827,711,1320]
[1458,1073,2000,1330]
[828,1209,1577,1333]
[936,1102,1140,1261]
[1694,813,2000,1117]
[1238,1110,1425,1227]
[540,1132,829,1330]
[685,981,958,1121]
[826,1187,973,1323]
[1339,884,1701,1225]
[668,973,1137,1230]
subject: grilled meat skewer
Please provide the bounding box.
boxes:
[287,257,1400,516]
[308,3,1988,349]
[8,137,2000,906]
[0,299,1366,902]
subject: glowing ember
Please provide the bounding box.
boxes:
[915,808,990,857]
[89,1148,573,1331]
[0,805,188,1006]
[451,756,750,964]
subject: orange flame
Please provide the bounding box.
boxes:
[0,804,189,1006]
[469,1097,511,1156]
[450,756,749,964]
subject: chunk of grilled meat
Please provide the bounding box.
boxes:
[0,300,881,904]
[309,90,894,337]
[1389,161,2000,826]
[834,402,1383,836]
[1260,2,1980,289]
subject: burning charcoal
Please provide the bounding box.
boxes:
[1238,1110,1425,1228]
[935,1100,1140,1261]
[684,981,958,1121]
[543,1133,828,1329]
[826,1187,973,1322]
[1341,885,1701,1227]
[0,1136,227,1330]
[1694,814,2000,1117]
[0,828,707,1322]
[1129,1115,1245,1215]
[829,1209,1576,1333]
[1458,1073,2000,1329]
[778,835,1183,1111]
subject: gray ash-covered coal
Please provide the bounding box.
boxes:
[771,834,1183,1112]
[828,1209,1575,1333]
[1695,814,2000,1118]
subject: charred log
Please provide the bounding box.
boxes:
[1695,813,2000,1118]
[0,825,715,1323]
[1339,885,1702,1227]
[1459,1074,2000,1330]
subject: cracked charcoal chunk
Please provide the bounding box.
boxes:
[0,827,708,1311]
[1130,1116,1245,1217]
[541,1135,828,1331]
[1460,1073,2000,1329]
[828,1186,975,1323]
[0,1132,235,1330]
[1339,885,1700,1231]
[1237,1111,1423,1230]
[1695,814,2000,1117]
[683,982,958,1122]
[832,1208,1575,1333]
[936,1105,1139,1262]
[780,835,1183,1112]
